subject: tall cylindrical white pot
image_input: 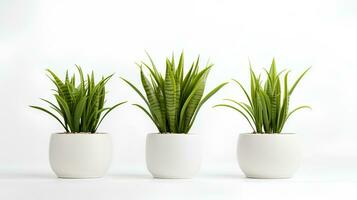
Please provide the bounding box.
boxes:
[237,133,302,179]
[146,133,202,179]
[49,133,112,178]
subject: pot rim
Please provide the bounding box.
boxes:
[52,132,109,135]
[148,133,199,136]
[240,133,296,136]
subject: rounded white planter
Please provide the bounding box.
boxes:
[237,133,302,179]
[146,133,202,179]
[49,133,112,179]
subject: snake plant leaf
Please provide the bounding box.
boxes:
[55,94,73,128]
[30,106,69,132]
[272,77,281,131]
[142,62,163,88]
[289,67,311,95]
[214,104,256,132]
[76,65,85,89]
[286,105,311,122]
[232,79,252,106]
[223,99,254,123]
[132,103,162,132]
[165,61,178,132]
[255,89,263,133]
[98,86,105,112]
[40,98,63,116]
[178,67,210,131]
[277,71,290,132]
[181,62,195,93]
[270,59,277,77]
[176,52,184,82]
[125,52,226,134]
[31,66,125,133]
[187,82,229,131]
[144,52,164,86]
[47,69,73,108]
[121,77,150,106]
[217,59,310,133]
[95,101,128,132]
[182,76,205,131]
[73,96,87,132]
[259,90,271,133]
[140,69,163,127]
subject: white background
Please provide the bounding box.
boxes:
[1,0,357,199]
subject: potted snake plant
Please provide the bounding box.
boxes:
[30,66,126,178]
[122,52,227,179]
[215,59,310,179]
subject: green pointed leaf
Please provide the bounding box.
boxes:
[187,82,228,131]
[95,101,127,132]
[289,67,311,95]
[217,59,310,134]
[214,104,256,132]
[30,106,69,132]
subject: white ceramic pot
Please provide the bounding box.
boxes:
[237,133,302,179]
[146,133,202,179]
[49,133,112,178]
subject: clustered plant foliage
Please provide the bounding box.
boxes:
[215,59,310,133]
[30,66,126,133]
[122,52,227,134]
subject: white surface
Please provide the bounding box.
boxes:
[1,157,357,200]
[238,133,302,178]
[146,133,202,178]
[1,0,357,199]
[49,133,112,178]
